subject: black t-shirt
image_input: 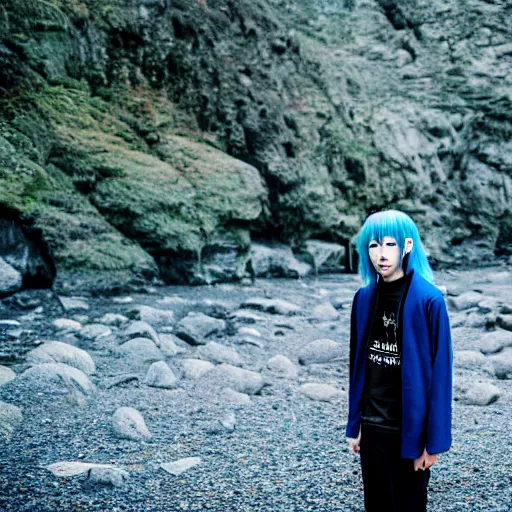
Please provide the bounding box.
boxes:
[362,275,407,428]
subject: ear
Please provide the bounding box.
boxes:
[404,238,414,255]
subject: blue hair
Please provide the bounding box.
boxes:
[356,210,434,286]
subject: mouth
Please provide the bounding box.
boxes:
[378,265,391,271]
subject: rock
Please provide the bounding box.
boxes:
[197,342,243,366]
[123,321,159,344]
[0,319,21,328]
[182,359,215,379]
[200,364,265,395]
[0,366,16,386]
[218,387,252,405]
[127,305,175,327]
[27,341,96,375]
[0,257,22,296]
[46,461,117,477]
[453,350,494,374]
[250,242,312,278]
[88,467,129,487]
[241,297,301,316]
[53,318,82,331]
[477,299,499,314]
[461,382,501,406]
[80,324,112,341]
[497,314,512,332]
[297,240,346,273]
[232,310,265,324]
[112,296,133,304]
[160,457,201,476]
[330,295,354,310]
[58,296,90,312]
[488,348,512,380]
[311,303,339,321]
[298,339,344,365]
[266,355,298,379]
[157,334,187,357]
[300,383,345,402]
[144,361,178,389]
[112,407,152,441]
[105,374,139,388]
[116,338,163,364]
[238,327,262,338]
[98,313,129,327]
[9,363,95,401]
[207,411,236,434]
[479,330,512,355]
[0,400,22,441]
[175,313,226,345]
[448,292,484,311]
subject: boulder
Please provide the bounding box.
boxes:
[298,339,345,365]
[461,382,501,406]
[311,303,339,321]
[88,467,129,487]
[175,313,226,345]
[0,400,22,441]
[197,342,243,366]
[157,334,187,357]
[123,321,159,344]
[448,292,484,312]
[297,240,346,273]
[26,341,96,375]
[0,366,16,386]
[300,383,345,402]
[479,330,512,355]
[488,348,512,380]
[454,350,493,375]
[200,364,265,395]
[112,407,152,441]
[266,355,298,379]
[181,359,215,379]
[80,324,112,341]
[116,338,163,364]
[0,257,22,297]
[127,305,175,327]
[144,361,178,389]
[497,314,512,332]
[241,297,301,316]
[8,363,95,401]
[250,242,312,278]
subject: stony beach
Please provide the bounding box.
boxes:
[1,267,511,512]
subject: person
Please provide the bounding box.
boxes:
[346,210,453,512]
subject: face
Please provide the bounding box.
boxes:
[368,236,404,282]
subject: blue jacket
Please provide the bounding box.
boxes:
[346,271,453,459]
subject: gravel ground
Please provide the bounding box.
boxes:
[1,270,511,512]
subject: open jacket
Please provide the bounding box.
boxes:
[346,271,453,459]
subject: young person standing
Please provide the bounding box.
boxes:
[346,210,453,512]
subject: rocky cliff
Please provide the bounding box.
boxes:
[0,0,510,293]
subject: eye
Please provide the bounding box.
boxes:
[386,242,396,247]
[368,242,378,249]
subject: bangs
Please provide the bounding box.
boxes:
[355,210,433,286]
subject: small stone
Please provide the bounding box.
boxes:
[207,411,236,434]
[448,292,484,312]
[123,321,159,344]
[298,339,345,365]
[199,364,265,395]
[0,366,16,385]
[0,319,21,328]
[88,467,129,487]
[266,355,298,379]
[300,383,345,402]
[112,296,133,304]
[99,313,129,327]
[462,382,501,406]
[311,303,339,321]
[0,400,22,442]
[175,313,226,345]
[157,334,187,357]
[116,338,163,364]
[181,359,214,379]
[58,296,90,312]
[197,342,243,366]
[80,324,112,341]
[497,314,512,332]
[127,305,175,327]
[53,319,82,331]
[219,387,252,405]
[241,297,301,316]
[26,341,96,375]
[144,361,178,389]
[454,350,493,374]
[488,348,512,380]
[238,327,262,338]
[46,462,117,477]
[479,330,512,355]
[112,407,152,441]
[160,457,201,476]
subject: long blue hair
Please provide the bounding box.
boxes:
[356,210,434,286]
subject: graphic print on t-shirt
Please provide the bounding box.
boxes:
[367,311,401,367]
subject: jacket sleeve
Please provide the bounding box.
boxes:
[346,290,361,438]
[426,295,453,455]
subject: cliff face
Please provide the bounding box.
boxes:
[0,0,510,291]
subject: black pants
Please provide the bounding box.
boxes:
[360,423,430,512]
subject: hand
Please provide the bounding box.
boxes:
[347,434,361,453]
[413,449,438,471]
